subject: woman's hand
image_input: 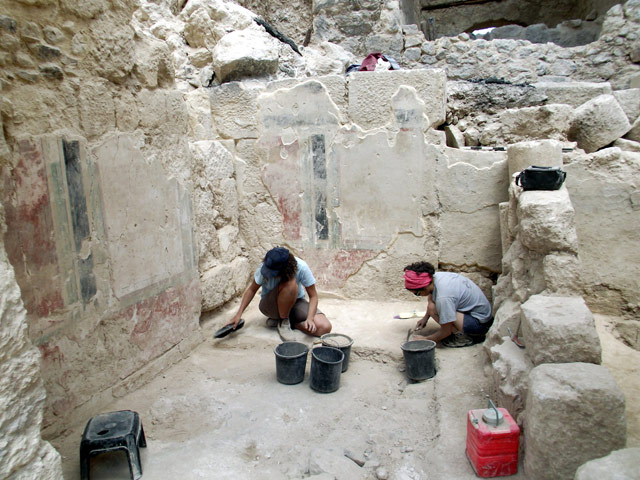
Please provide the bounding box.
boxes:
[415,316,429,330]
[303,319,317,334]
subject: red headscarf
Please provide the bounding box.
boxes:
[404,270,432,290]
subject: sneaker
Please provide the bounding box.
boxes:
[277,318,297,342]
[266,318,278,328]
[441,332,474,348]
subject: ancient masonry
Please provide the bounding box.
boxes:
[0,0,639,477]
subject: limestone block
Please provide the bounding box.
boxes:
[491,272,513,314]
[532,81,612,107]
[114,89,140,132]
[507,139,563,179]
[438,149,509,213]
[266,75,348,118]
[189,48,212,68]
[624,116,640,142]
[439,207,502,272]
[564,148,640,308]
[133,35,174,88]
[217,225,242,264]
[166,90,189,135]
[137,88,168,129]
[78,80,115,138]
[444,124,464,148]
[498,202,513,258]
[612,88,640,123]
[211,28,279,84]
[348,69,446,130]
[485,298,521,350]
[496,104,573,144]
[89,20,135,84]
[61,0,107,19]
[210,81,265,139]
[517,188,578,255]
[201,256,251,311]
[505,239,546,303]
[574,448,640,480]
[304,42,355,77]
[180,0,253,48]
[524,363,626,480]
[185,88,214,140]
[613,137,640,152]
[520,295,601,365]
[542,253,583,296]
[569,94,631,153]
[489,339,532,425]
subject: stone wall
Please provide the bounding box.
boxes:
[1,0,639,472]
[0,1,210,437]
[0,205,63,479]
[213,70,506,302]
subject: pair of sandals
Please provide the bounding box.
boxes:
[441,332,485,348]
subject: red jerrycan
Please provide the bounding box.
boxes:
[466,399,520,478]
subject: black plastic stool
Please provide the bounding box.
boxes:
[80,410,146,480]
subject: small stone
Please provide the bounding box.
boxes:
[375,467,389,479]
[39,63,63,80]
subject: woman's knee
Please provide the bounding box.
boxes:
[314,314,332,336]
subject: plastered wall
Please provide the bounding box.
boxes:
[0,1,639,474]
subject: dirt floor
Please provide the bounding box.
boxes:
[51,298,639,480]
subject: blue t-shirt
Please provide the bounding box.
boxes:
[432,272,492,325]
[254,257,315,299]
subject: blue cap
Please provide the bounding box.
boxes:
[261,247,290,278]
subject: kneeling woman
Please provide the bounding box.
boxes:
[228,247,332,337]
[404,261,493,348]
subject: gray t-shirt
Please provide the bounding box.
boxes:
[432,272,492,325]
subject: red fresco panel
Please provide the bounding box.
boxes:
[2,138,63,318]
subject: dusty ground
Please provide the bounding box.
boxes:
[51,299,639,480]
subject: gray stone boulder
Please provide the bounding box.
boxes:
[517,188,578,255]
[612,88,640,124]
[574,448,640,480]
[211,28,279,83]
[569,94,631,153]
[521,295,601,365]
[524,363,626,480]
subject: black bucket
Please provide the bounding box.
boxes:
[320,333,354,372]
[310,346,344,393]
[274,341,309,385]
[401,339,436,381]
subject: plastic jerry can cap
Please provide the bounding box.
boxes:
[482,398,504,426]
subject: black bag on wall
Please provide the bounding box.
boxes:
[515,166,566,191]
